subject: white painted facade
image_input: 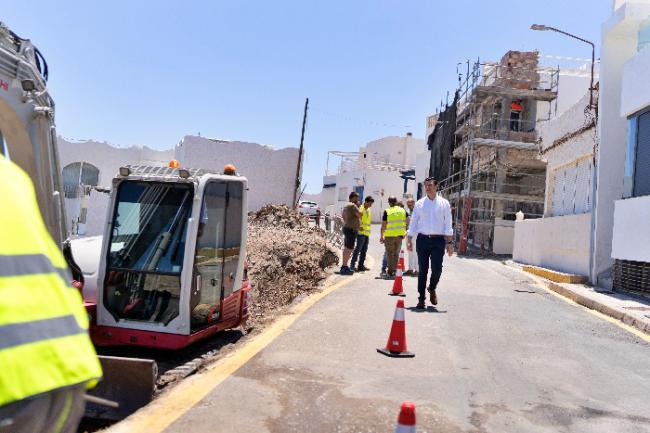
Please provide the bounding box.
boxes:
[58,137,174,236]
[612,195,650,262]
[175,135,300,212]
[319,135,425,222]
[593,0,650,283]
[540,92,597,218]
[58,135,300,237]
[611,22,650,264]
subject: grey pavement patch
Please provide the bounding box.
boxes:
[520,404,650,428]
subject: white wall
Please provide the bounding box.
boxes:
[612,195,650,261]
[538,92,597,217]
[554,74,594,118]
[493,219,515,255]
[58,135,300,236]
[175,135,300,212]
[621,45,650,116]
[593,1,650,282]
[415,151,430,185]
[364,135,425,166]
[513,213,592,276]
[58,138,174,236]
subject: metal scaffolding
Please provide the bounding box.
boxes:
[438,52,558,254]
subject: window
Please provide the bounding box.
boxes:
[338,187,349,202]
[625,110,650,198]
[62,162,100,198]
[103,181,192,324]
[191,181,244,330]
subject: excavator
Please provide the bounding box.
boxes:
[0,23,252,419]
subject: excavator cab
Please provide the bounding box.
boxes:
[92,164,250,349]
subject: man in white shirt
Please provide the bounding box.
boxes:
[406,177,454,309]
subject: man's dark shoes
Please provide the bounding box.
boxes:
[356,265,370,272]
[416,300,425,309]
[427,287,438,305]
[340,266,354,275]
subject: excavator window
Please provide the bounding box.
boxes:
[103,181,193,324]
[190,180,244,329]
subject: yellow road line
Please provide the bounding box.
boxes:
[525,272,650,344]
[108,256,372,433]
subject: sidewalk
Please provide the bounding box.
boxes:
[507,260,650,336]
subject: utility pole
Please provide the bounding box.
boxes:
[293,97,309,208]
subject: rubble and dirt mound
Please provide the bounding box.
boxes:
[246,204,338,329]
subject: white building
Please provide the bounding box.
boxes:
[58,135,300,237]
[58,138,174,236]
[611,3,650,293]
[319,134,426,223]
[513,0,650,291]
[513,91,597,276]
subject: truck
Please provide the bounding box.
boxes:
[0,22,252,419]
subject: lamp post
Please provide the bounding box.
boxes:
[531,24,596,109]
[532,24,599,285]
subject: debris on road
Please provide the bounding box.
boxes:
[247,204,339,330]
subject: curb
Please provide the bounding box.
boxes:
[522,265,587,284]
[544,281,650,336]
[505,260,650,337]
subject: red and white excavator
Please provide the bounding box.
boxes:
[0,22,252,419]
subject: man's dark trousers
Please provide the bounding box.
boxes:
[351,234,369,269]
[416,234,446,302]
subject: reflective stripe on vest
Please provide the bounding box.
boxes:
[385,207,406,237]
[360,207,371,236]
[0,315,85,351]
[0,156,102,406]
[0,254,71,282]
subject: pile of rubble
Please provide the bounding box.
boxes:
[246,204,338,329]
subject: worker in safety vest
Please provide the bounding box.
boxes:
[510,99,523,131]
[0,156,102,433]
[350,196,374,272]
[380,196,407,278]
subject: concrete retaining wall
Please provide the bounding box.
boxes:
[513,212,591,276]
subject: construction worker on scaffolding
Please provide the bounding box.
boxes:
[0,156,102,433]
[380,196,407,279]
[510,99,524,131]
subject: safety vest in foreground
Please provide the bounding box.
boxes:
[385,206,407,237]
[359,207,372,236]
[0,156,102,407]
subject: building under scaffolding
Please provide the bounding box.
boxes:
[438,51,559,254]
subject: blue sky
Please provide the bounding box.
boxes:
[5,1,611,193]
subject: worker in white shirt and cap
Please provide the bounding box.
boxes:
[406,176,454,309]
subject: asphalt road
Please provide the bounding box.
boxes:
[161,225,650,433]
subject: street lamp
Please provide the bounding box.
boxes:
[531,24,596,109]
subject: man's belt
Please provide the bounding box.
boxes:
[417,234,446,239]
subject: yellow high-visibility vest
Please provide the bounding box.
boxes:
[359,207,372,236]
[0,156,102,407]
[385,206,407,237]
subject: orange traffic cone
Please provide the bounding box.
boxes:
[377,299,414,358]
[398,249,405,270]
[394,401,416,433]
[389,260,406,297]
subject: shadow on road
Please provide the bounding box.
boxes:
[406,306,448,314]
